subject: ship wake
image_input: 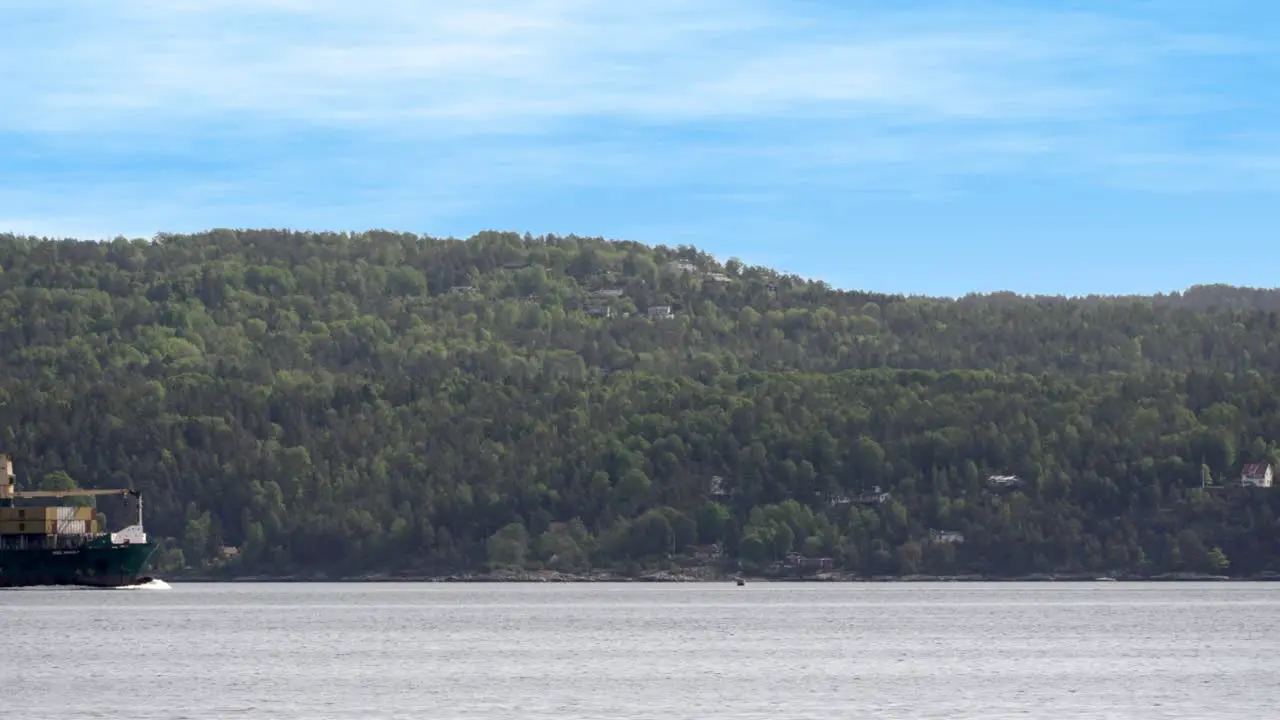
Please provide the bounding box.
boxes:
[113,578,171,590]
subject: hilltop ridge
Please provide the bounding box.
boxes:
[1,229,1278,579]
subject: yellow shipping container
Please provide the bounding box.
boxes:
[55,506,95,521]
[0,507,59,522]
[0,519,58,535]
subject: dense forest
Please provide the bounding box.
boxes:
[1,229,1279,579]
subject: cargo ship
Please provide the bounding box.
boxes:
[0,456,156,588]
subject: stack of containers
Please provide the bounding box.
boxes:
[55,506,97,535]
[0,506,97,535]
[0,506,58,534]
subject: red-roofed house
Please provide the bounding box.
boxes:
[1241,463,1273,488]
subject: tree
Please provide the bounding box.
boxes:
[695,502,731,545]
[534,523,587,571]
[897,541,923,574]
[614,469,652,516]
[1206,547,1230,573]
[486,522,530,569]
[629,510,675,558]
[35,471,95,508]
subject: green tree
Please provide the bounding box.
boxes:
[1206,547,1230,573]
[695,502,731,545]
[486,522,530,569]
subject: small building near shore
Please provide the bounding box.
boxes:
[1241,463,1274,488]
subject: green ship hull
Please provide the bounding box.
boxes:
[0,540,157,588]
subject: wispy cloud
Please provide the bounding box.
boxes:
[0,0,1275,247]
[3,1,1250,130]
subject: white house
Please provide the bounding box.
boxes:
[708,476,732,498]
[838,486,890,506]
[985,475,1025,493]
[1241,463,1274,488]
[929,529,966,544]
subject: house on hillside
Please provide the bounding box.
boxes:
[690,543,723,562]
[831,486,891,506]
[987,474,1023,489]
[647,305,675,320]
[784,552,836,571]
[708,476,733,498]
[928,529,966,544]
[1241,463,1274,488]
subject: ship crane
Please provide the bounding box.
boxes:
[3,487,145,525]
[6,488,140,499]
[1,459,144,527]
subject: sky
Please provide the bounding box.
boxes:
[1,0,1277,297]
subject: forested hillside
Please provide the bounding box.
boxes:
[2,229,1279,578]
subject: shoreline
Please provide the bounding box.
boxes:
[168,570,1280,583]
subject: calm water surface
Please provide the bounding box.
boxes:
[3,582,1279,719]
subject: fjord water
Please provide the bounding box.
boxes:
[4,583,1277,719]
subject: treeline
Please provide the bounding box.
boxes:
[1,229,1278,578]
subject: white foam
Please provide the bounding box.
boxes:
[114,578,171,590]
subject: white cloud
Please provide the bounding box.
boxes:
[0,0,1274,244]
[2,1,1245,132]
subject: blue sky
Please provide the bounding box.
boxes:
[2,0,1277,296]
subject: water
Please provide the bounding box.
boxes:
[3,582,1278,719]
